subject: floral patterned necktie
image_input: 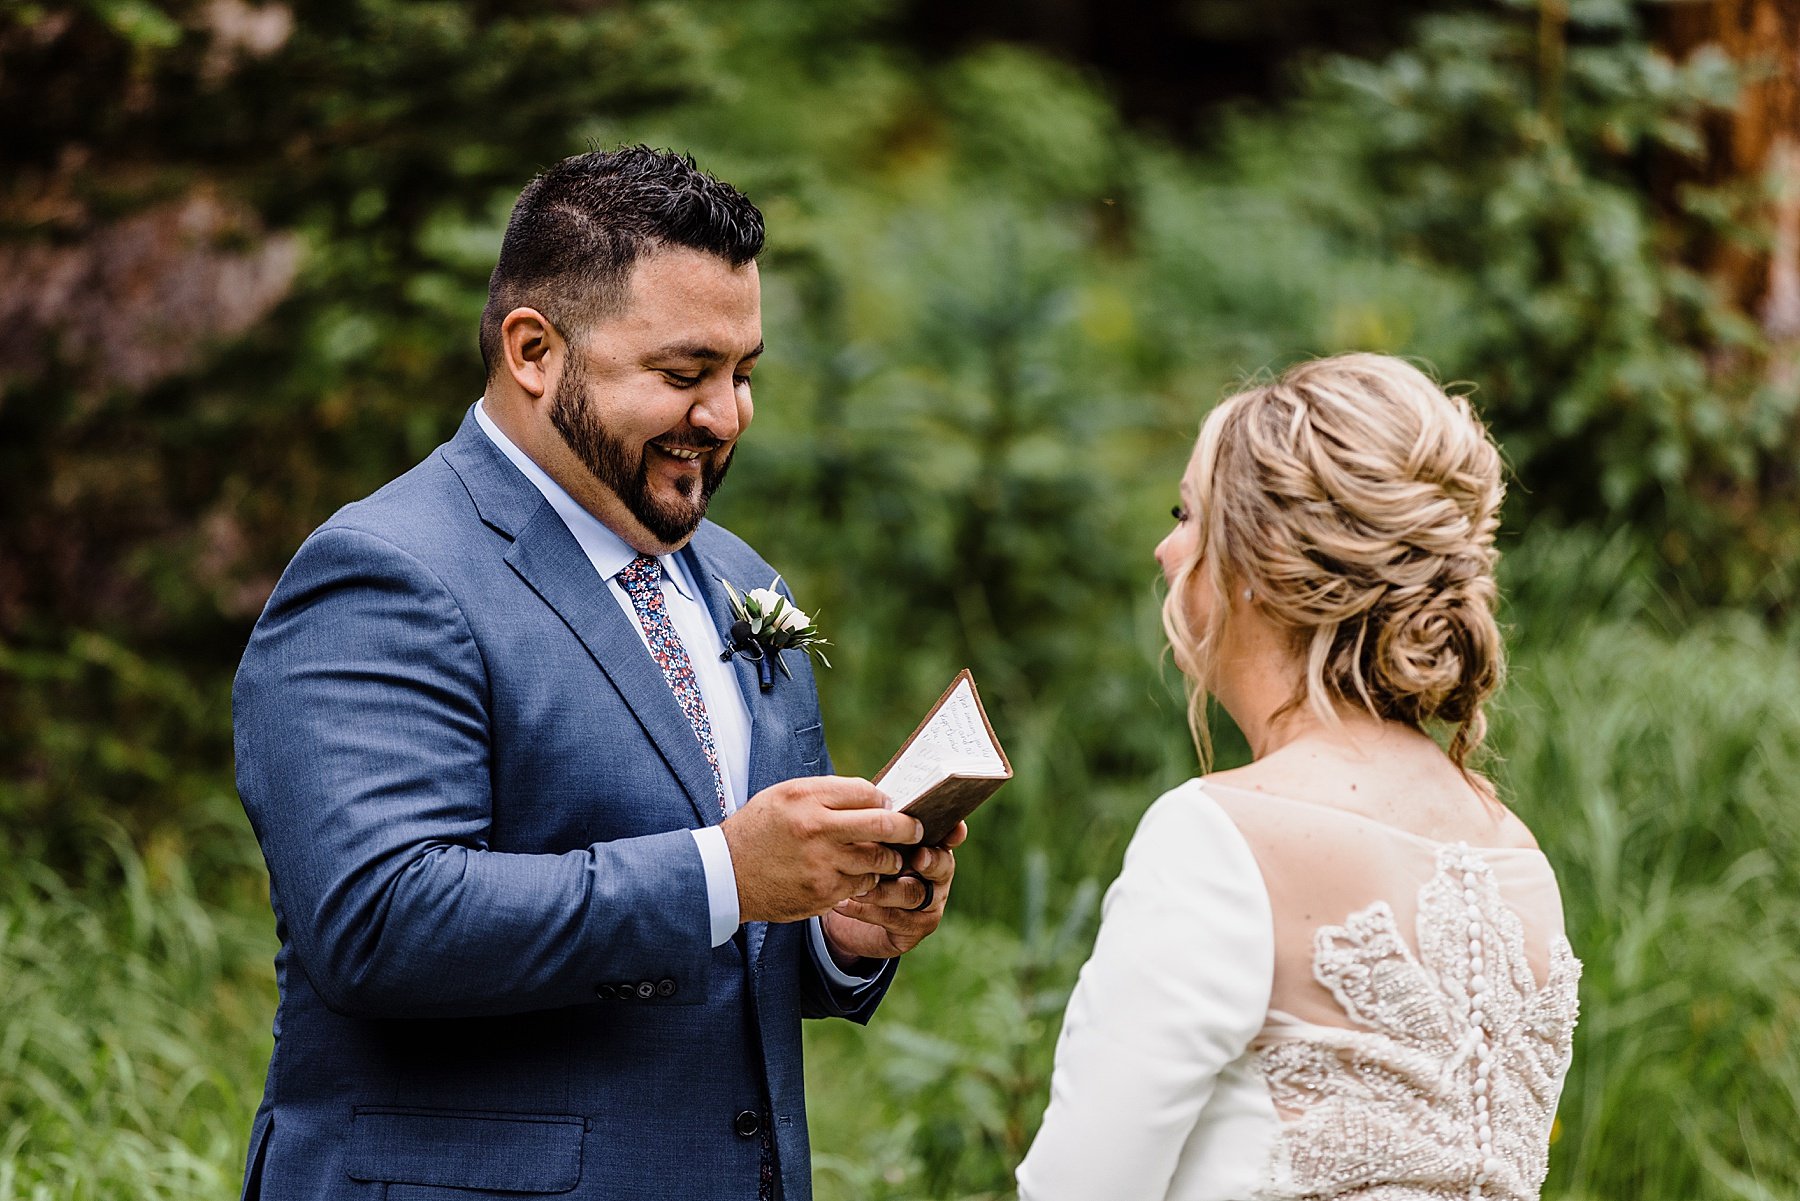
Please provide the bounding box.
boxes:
[618,555,727,818]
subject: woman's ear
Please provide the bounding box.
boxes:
[499,308,560,401]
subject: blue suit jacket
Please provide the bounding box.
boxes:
[232,409,895,1201]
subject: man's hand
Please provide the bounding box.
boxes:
[721,776,924,924]
[820,820,966,963]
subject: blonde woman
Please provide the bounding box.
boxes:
[1017,355,1580,1201]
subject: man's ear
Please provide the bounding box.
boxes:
[499,307,561,401]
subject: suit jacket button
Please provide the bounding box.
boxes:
[734,1110,761,1139]
[635,981,655,1000]
[596,983,616,1000]
[656,978,676,998]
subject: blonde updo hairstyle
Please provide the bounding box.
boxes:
[1162,353,1505,779]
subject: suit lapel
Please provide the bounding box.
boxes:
[444,410,724,830]
[507,510,724,829]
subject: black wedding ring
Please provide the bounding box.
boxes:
[900,870,934,913]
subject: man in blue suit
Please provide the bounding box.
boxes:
[232,147,961,1201]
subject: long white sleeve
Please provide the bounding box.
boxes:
[1017,781,1275,1201]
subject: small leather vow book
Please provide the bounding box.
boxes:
[872,669,1011,846]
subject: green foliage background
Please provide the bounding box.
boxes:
[3,1,1797,1198]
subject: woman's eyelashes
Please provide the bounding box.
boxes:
[1172,504,1190,522]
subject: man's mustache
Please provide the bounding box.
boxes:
[652,435,727,452]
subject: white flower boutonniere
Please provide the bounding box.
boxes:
[717,576,832,691]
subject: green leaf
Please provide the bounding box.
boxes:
[716,577,747,621]
[88,0,184,49]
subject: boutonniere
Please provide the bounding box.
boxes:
[717,577,832,692]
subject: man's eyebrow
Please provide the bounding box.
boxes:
[644,341,765,363]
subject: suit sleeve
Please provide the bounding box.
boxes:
[234,525,714,1020]
[1015,784,1274,1200]
[798,919,896,1021]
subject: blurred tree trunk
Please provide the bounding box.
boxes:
[1656,0,1800,350]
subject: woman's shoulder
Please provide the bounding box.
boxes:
[1120,778,1268,891]
[1131,776,1245,845]
[1109,780,1277,976]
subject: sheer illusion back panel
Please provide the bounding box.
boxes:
[1202,783,1581,1201]
[1202,785,1568,1033]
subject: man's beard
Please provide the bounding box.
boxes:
[550,354,734,545]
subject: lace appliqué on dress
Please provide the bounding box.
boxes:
[1255,846,1581,1201]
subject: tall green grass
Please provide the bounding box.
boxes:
[0,801,274,1201]
[1497,536,1800,1200]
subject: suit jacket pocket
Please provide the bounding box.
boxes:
[346,1106,584,1194]
[794,723,826,772]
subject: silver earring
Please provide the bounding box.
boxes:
[1242,588,1253,602]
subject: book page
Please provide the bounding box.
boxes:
[875,676,1007,809]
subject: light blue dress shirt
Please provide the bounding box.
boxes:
[475,401,875,987]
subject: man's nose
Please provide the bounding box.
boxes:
[688,378,742,442]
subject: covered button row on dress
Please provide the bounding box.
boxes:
[1462,854,1504,1198]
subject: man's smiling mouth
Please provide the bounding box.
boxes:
[650,441,706,462]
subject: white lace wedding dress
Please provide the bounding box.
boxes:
[1016,780,1581,1201]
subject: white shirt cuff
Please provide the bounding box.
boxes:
[808,916,883,990]
[691,826,740,948]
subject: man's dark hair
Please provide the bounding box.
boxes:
[479,146,764,377]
